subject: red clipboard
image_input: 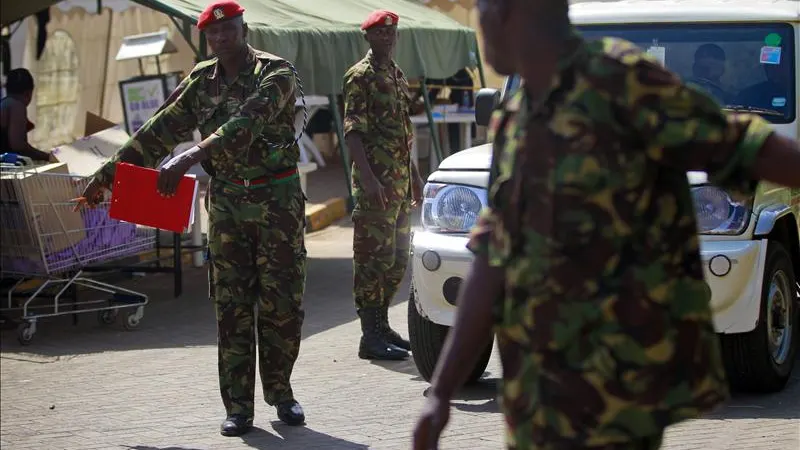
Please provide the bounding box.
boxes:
[108,162,199,233]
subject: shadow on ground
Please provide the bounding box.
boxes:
[706,372,800,420]
[123,446,206,450]
[0,253,384,358]
[372,348,800,421]
[121,423,370,450]
[253,422,369,449]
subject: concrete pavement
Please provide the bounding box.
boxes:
[1,219,798,449]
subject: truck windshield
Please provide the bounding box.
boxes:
[578,22,796,123]
[503,22,795,124]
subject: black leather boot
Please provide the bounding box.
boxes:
[220,414,253,436]
[379,306,411,351]
[276,399,306,426]
[358,307,409,360]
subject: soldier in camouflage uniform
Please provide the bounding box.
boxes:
[343,9,426,361]
[76,0,307,437]
[413,1,800,449]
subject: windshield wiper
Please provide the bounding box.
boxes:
[722,105,784,117]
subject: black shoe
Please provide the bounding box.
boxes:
[220,414,253,437]
[277,400,306,426]
[379,307,411,351]
[358,308,409,360]
[359,335,408,360]
[384,328,411,351]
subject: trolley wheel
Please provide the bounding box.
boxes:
[122,310,141,331]
[17,323,34,345]
[97,309,118,326]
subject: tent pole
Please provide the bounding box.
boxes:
[420,79,443,164]
[169,16,199,57]
[98,6,112,117]
[199,34,208,60]
[475,42,487,88]
[328,94,354,211]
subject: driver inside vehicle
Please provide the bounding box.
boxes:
[687,43,733,104]
[735,60,791,112]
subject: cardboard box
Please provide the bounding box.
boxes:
[84,111,118,136]
[50,122,132,177]
[0,162,87,260]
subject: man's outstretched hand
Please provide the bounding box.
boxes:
[413,393,450,450]
[157,145,208,197]
[72,178,105,211]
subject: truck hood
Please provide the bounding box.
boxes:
[432,143,711,186]
[437,144,493,171]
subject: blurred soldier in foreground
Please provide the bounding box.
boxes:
[413,0,800,449]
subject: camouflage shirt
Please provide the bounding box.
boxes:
[467,33,775,448]
[343,50,415,204]
[93,45,299,187]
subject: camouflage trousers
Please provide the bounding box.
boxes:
[207,177,306,418]
[352,196,411,310]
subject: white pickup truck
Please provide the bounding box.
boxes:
[408,0,800,393]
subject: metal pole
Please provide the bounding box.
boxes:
[169,17,200,57]
[173,232,182,298]
[474,41,487,88]
[98,6,113,117]
[199,33,208,60]
[328,94,354,211]
[420,79,443,164]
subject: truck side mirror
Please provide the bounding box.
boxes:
[475,88,501,127]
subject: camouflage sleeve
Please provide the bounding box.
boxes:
[207,63,296,153]
[466,208,510,268]
[343,70,369,135]
[93,75,199,187]
[626,58,774,196]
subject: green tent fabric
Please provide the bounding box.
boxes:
[4,0,478,95]
[136,0,480,95]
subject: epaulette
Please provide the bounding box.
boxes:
[343,58,371,80]
[188,58,218,78]
[253,49,287,64]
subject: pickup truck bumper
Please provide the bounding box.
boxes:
[701,239,768,334]
[411,229,767,334]
[410,231,471,327]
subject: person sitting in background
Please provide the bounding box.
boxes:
[425,68,475,152]
[0,68,54,162]
[686,43,732,105]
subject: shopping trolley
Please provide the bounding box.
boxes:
[0,153,156,345]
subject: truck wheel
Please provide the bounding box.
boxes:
[407,286,493,384]
[721,241,798,393]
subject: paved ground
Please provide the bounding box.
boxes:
[1,217,799,450]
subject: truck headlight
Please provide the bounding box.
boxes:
[421,183,487,233]
[691,186,750,234]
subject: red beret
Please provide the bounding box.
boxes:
[197,0,245,30]
[361,10,399,31]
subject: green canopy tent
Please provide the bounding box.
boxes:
[3,0,486,206]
